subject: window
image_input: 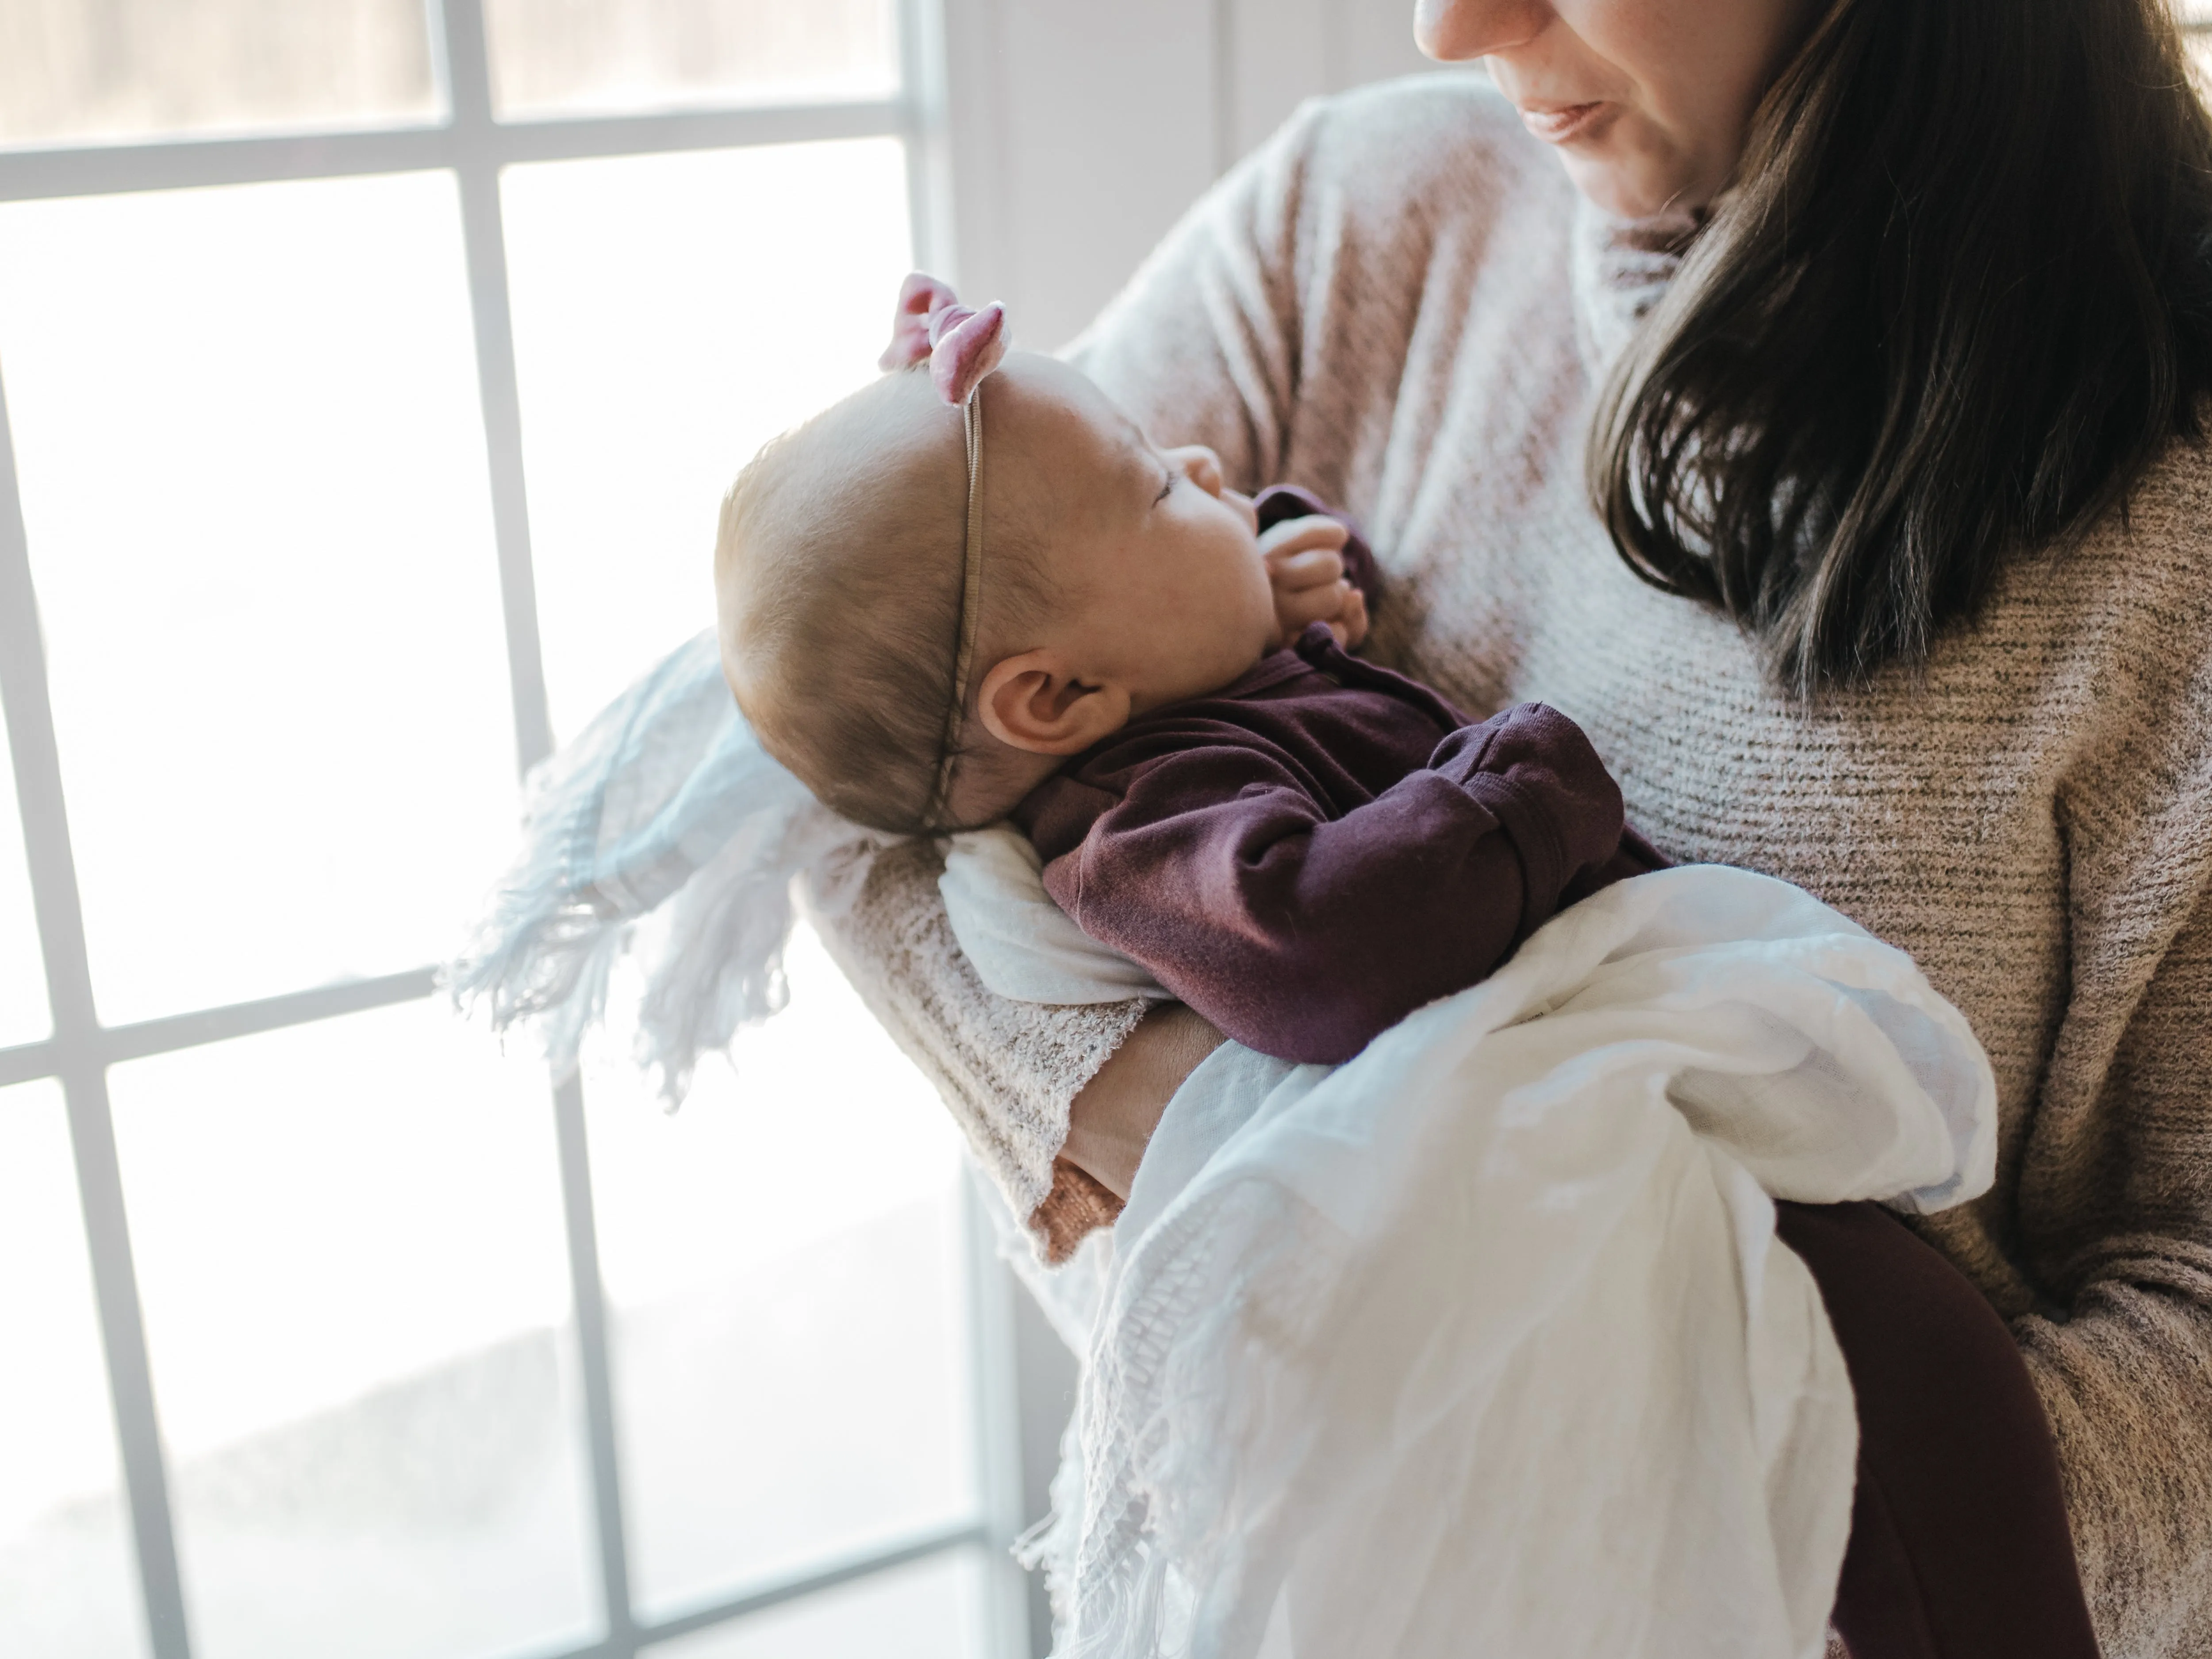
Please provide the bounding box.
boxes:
[2188,0,2212,78]
[0,4,1029,1658]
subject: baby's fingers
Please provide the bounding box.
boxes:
[1257,513,1351,563]
[1330,587,1371,650]
[1276,578,1358,642]
[1267,545,1348,593]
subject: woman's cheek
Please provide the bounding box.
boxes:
[1556,0,1788,215]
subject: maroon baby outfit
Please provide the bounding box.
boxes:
[1014,491,2097,1659]
[1018,625,1661,1062]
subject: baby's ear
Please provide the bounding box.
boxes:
[976,650,1130,755]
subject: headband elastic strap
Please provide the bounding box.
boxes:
[923,390,987,829]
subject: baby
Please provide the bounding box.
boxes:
[717,274,1658,1064]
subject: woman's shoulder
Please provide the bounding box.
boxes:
[2109,419,2212,572]
[2059,425,2212,649]
[1977,424,2212,841]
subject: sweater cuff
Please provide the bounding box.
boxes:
[1031,1158,1127,1264]
[1453,772,1565,938]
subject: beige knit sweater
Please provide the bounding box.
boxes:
[815,76,2212,1655]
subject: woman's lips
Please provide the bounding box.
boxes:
[1518,102,1613,145]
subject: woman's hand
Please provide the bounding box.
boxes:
[1262,513,1371,650]
[1060,1002,1225,1200]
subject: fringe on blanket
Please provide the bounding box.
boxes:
[443,630,887,1103]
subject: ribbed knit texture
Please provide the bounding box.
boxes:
[820,76,2212,1654]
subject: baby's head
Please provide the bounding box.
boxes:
[717,302,1275,833]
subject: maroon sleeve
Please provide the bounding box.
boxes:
[1040,703,1630,1064]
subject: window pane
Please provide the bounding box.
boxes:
[2188,4,2212,90]
[486,0,896,120]
[0,0,435,148]
[0,1081,143,1659]
[108,1002,596,1659]
[0,175,517,1026]
[500,138,912,743]
[0,718,49,1047]
[645,1550,988,1659]
[585,926,975,1619]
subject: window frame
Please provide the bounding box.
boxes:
[0,3,1026,1657]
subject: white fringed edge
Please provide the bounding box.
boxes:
[444,631,890,1105]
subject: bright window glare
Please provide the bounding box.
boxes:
[107,1001,596,1659]
[0,173,518,1028]
[0,50,985,1656]
[585,931,964,1306]
[0,0,438,148]
[645,1547,988,1659]
[485,0,897,120]
[0,718,48,1047]
[584,925,975,1615]
[0,1082,142,1659]
[500,137,914,743]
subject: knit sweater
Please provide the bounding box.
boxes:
[813,76,2212,1655]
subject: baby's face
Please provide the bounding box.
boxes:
[987,356,1277,709]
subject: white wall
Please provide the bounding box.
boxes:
[933,0,1440,349]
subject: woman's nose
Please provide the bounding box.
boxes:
[1414,0,1552,62]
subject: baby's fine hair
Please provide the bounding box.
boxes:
[715,365,1044,835]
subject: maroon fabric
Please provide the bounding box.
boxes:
[1015,624,1661,1063]
[1776,1202,2102,1659]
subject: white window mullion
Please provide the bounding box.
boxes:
[0,374,193,1659]
[433,2,641,1648]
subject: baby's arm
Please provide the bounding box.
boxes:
[1038,703,1631,1065]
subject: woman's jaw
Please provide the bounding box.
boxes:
[1414,0,1817,222]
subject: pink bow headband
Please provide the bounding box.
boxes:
[879,272,1009,402]
[879,273,1009,829]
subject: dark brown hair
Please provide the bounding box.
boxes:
[1591,0,2212,693]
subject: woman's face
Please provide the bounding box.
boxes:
[1415,0,1816,220]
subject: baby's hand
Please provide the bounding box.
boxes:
[1260,513,1370,651]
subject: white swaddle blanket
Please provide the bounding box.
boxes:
[942,828,1997,1659]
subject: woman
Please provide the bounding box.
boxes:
[818,1,2212,1651]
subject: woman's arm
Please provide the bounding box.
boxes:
[2009,875,2212,1654]
[1063,103,1326,488]
[814,837,1217,1259]
[1060,1002,1225,1201]
[805,836,1148,1248]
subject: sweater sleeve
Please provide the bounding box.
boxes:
[1041,703,1627,1064]
[804,835,1146,1257]
[2011,871,2212,1655]
[1062,98,1327,489]
[1990,563,2212,1655]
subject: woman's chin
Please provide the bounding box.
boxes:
[1557,146,1702,225]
